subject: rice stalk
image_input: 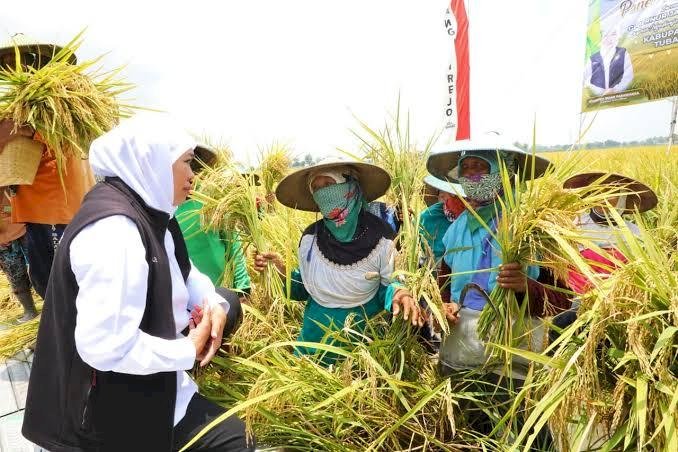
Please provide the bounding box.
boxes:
[191,160,285,300]
[0,30,136,181]
[471,148,637,369]
[258,142,291,196]
[507,208,677,451]
[189,314,462,451]
[346,100,447,334]
[0,316,39,360]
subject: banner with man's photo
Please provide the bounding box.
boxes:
[582,0,678,112]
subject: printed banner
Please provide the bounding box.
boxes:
[582,0,678,112]
[442,0,470,141]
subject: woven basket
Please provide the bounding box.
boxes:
[0,136,43,186]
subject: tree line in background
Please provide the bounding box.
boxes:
[514,135,674,152]
[290,135,674,168]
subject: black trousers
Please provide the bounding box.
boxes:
[214,287,244,336]
[173,288,251,450]
[24,223,66,299]
[172,393,255,451]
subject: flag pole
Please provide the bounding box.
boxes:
[668,96,677,156]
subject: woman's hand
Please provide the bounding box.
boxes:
[189,301,228,367]
[443,302,461,325]
[392,289,424,327]
[254,251,285,275]
[497,262,528,292]
[201,302,227,366]
[187,301,212,366]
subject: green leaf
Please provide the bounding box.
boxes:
[636,375,648,449]
[650,326,677,363]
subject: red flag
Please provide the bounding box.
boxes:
[443,0,470,141]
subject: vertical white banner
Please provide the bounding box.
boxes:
[442,7,459,144]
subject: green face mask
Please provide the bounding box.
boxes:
[312,181,363,242]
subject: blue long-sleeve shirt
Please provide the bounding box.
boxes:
[441,210,539,308]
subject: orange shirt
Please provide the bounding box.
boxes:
[10,139,93,225]
[0,191,25,244]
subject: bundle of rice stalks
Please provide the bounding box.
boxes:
[0,272,44,360]
[510,212,677,451]
[0,274,12,309]
[257,142,291,196]
[186,314,460,451]
[193,161,263,252]
[192,160,286,299]
[470,149,629,368]
[195,138,233,171]
[0,30,135,178]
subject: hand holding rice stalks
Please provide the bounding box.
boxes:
[475,154,625,365]
[191,160,287,299]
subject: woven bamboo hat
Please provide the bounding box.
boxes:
[192,143,218,171]
[423,175,465,206]
[275,156,391,212]
[427,135,551,182]
[563,172,658,213]
[0,33,76,66]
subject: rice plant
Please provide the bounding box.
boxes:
[191,159,288,300]
[0,279,43,360]
[505,211,677,452]
[0,30,136,180]
[346,101,448,334]
[186,314,462,452]
[473,153,628,366]
[0,316,39,360]
[258,142,292,197]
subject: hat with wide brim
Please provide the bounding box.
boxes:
[423,175,466,206]
[563,172,658,213]
[0,34,76,65]
[275,156,391,212]
[426,138,552,182]
[193,143,218,169]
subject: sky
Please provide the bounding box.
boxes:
[2,0,675,162]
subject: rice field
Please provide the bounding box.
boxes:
[0,143,676,451]
[181,139,676,451]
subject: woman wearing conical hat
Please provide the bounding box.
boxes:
[564,172,657,294]
[426,135,571,376]
[0,34,90,300]
[175,144,252,297]
[548,172,659,345]
[419,174,466,264]
[254,156,423,363]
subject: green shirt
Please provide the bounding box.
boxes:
[175,200,251,291]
